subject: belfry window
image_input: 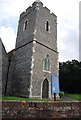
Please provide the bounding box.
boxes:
[43,55,51,72]
[45,21,50,32]
[23,19,28,30]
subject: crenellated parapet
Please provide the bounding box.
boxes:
[20,1,43,20]
[20,0,57,21]
[5,0,58,98]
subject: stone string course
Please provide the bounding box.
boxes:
[1,100,81,119]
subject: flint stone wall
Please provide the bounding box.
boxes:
[2,101,81,119]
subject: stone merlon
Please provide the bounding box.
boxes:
[20,0,56,21]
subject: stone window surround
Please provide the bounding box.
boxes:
[43,54,51,73]
[23,19,28,31]
[45,20,50,33]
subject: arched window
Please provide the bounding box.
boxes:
[45,21,50,32]
[23,19,28,30]
[43,55,51,71]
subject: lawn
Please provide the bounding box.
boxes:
[65,93,81,101]
[1,94,81,101]
[1,96,54,102]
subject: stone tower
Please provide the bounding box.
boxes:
[7,0,58,98]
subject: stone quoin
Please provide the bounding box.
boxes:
[1,0,59,99]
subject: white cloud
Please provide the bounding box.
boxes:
[0,0,34,18]
[79,1,81,61]
[0,26,16,52]
[0,0,80,61]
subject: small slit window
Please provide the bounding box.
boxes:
[45,21,50,32]
[23,19,28,31]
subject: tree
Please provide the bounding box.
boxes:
[59,60,81,93]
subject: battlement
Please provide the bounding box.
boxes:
[4,0,58,99]
[51,13,57,18]
[20,6,31,20]
[26,6,32,14]
[51,13,57,21]
[32,1,43,8]
[44,6,57,19]
[44,6,50,13]
[20,1,43,20]
[20,0,57,21]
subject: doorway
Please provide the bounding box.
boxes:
[42,79,49,98]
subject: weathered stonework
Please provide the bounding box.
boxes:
[2,101,81,119]
[0,39,2,97]
[31,41,58,98]
[7,43,33,97]
[0,39,9,96]
[3,0,59,98]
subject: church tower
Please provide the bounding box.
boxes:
[7,0,59,98]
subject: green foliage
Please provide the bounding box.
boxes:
[2,96,54,102]
[66,94,81,101]
[59,91,64,99]
[59,60,81,93]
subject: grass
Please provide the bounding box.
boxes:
[1,96,54,102]
[1,94,81,101]
[65,93,81,101]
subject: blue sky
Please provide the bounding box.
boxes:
[0,0,80,62]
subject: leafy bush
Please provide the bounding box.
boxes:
[59,91,64,99]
